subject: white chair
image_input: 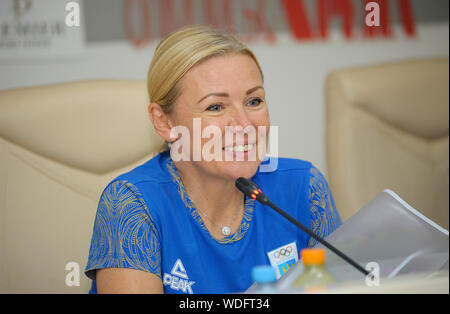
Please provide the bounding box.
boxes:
[325,58,449,229]
[0,80,164,293]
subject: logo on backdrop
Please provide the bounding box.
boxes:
[12,0,31,20]
[0,0,84,59]
[124,0,416,46]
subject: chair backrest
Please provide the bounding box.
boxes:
[0,80,164,293]
[325,58,449,229]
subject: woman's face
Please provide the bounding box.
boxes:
[169,53,270,181]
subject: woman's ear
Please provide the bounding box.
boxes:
[148,102,173,142]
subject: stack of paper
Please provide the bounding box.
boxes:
[277,190,449,291]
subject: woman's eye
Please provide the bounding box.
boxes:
[248,98,263,107]
[206,104,223,112]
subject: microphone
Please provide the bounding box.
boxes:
[235,177,370,277]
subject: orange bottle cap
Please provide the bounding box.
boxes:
[301,248,326,265]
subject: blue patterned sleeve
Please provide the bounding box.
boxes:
[307,166,342,248]
[85,180,161,280]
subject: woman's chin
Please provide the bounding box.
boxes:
[219,160,261,181]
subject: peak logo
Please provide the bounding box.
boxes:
[163,259,195,294]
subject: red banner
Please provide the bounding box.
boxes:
[124,0,416,47]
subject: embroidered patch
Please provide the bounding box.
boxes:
[267,242,298,279]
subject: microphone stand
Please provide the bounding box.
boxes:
[266,199,370,277]
[236,178,370,277]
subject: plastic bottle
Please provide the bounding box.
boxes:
[292,248,335,292]
[251,265,277,294]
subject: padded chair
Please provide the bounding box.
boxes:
[0,80,164,293]
[325,58,449,229]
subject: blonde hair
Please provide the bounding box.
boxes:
[146,25,264,151]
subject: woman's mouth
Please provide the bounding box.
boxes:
[223,143,255,152]
[222,143,257,161]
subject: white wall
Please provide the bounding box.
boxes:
[0,22,448,175]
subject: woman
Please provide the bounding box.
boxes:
[85,25,342,294]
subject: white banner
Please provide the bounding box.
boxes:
[0,0,84,59]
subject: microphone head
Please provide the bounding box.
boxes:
[235,177,269,204]
[235,177,257,195]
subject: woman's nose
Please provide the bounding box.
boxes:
[227,106,252,130]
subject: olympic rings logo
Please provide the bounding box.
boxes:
[273,246,293,259]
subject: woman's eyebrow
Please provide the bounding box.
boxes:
[197,92,228,104]
[197,85,264,104]
[246,85,264,95]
